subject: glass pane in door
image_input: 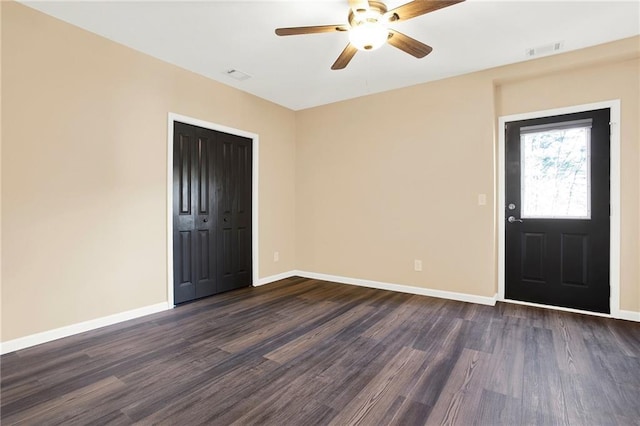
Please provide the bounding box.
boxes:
[521,123,591,219]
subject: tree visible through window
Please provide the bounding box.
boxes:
[521,125,591,219]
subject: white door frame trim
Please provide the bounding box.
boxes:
[166,113,259,308]
[497,100,621,318]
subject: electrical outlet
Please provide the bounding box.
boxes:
[274,251,279,262]
[414,260,423,271]
[478,194,487,206]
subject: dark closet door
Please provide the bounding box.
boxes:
[173,122,252,304]
[216,132,253,293]
[173,123,217,304]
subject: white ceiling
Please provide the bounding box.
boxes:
[22,1,640,111]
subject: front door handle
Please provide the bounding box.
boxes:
[508,216,523,223]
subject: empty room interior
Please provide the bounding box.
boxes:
[1,0,640,424]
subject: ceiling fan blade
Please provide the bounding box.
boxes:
[275,25,348,36]
[387,29,433,58]
[331,43,358,70]
[385,0,464,22]
[348,0,370,13]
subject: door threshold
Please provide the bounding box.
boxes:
[501,298,612,319]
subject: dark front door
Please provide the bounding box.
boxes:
[505,108,610,313]
[173,122,252,304]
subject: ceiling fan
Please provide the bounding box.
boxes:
[275,0,465,70]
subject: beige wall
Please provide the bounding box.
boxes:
[296,37,640,312]
[1,2,296,341]
[296,75,498,297]
[2,2,639,344]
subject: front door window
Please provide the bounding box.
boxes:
[521,119,592,219]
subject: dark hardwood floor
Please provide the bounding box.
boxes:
[2,277,639,425]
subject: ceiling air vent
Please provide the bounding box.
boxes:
[224,69,251,81]
[525,42,564,58]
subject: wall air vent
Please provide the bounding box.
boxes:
[224,69,252,81]
[525,41,564,58]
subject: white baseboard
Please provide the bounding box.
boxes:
[615,309,640,322]
[294,270,498,306]
[0,302,170,355]
[254,270,297,286]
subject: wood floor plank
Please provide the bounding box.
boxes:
[227,370,337,425]
[1,352,91,387]
[2,277,639,425]
[328,346,428,425]
[1,340,191,418]
[316,338,396,411]
[593,373,640,420]
[520,326,571,426]
[128,356,280,424]
[483,322,526,398]
[411,316,467,353]
[472,389,522,426]
[399,319,471,412]
[387,397,432,426]
[221,300,337,353]
[552,313,597,374]
[425,348,491,425]
[1,376,127,425]
[0,379,44,407]
[606,320,640,358]
[559,371,619,426]
[264,303,374,364]
[361,294,429,340]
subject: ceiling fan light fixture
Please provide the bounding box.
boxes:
[348,21,388,51]
[275,0,465,69]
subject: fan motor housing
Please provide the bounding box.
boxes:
[348,1,388,26]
